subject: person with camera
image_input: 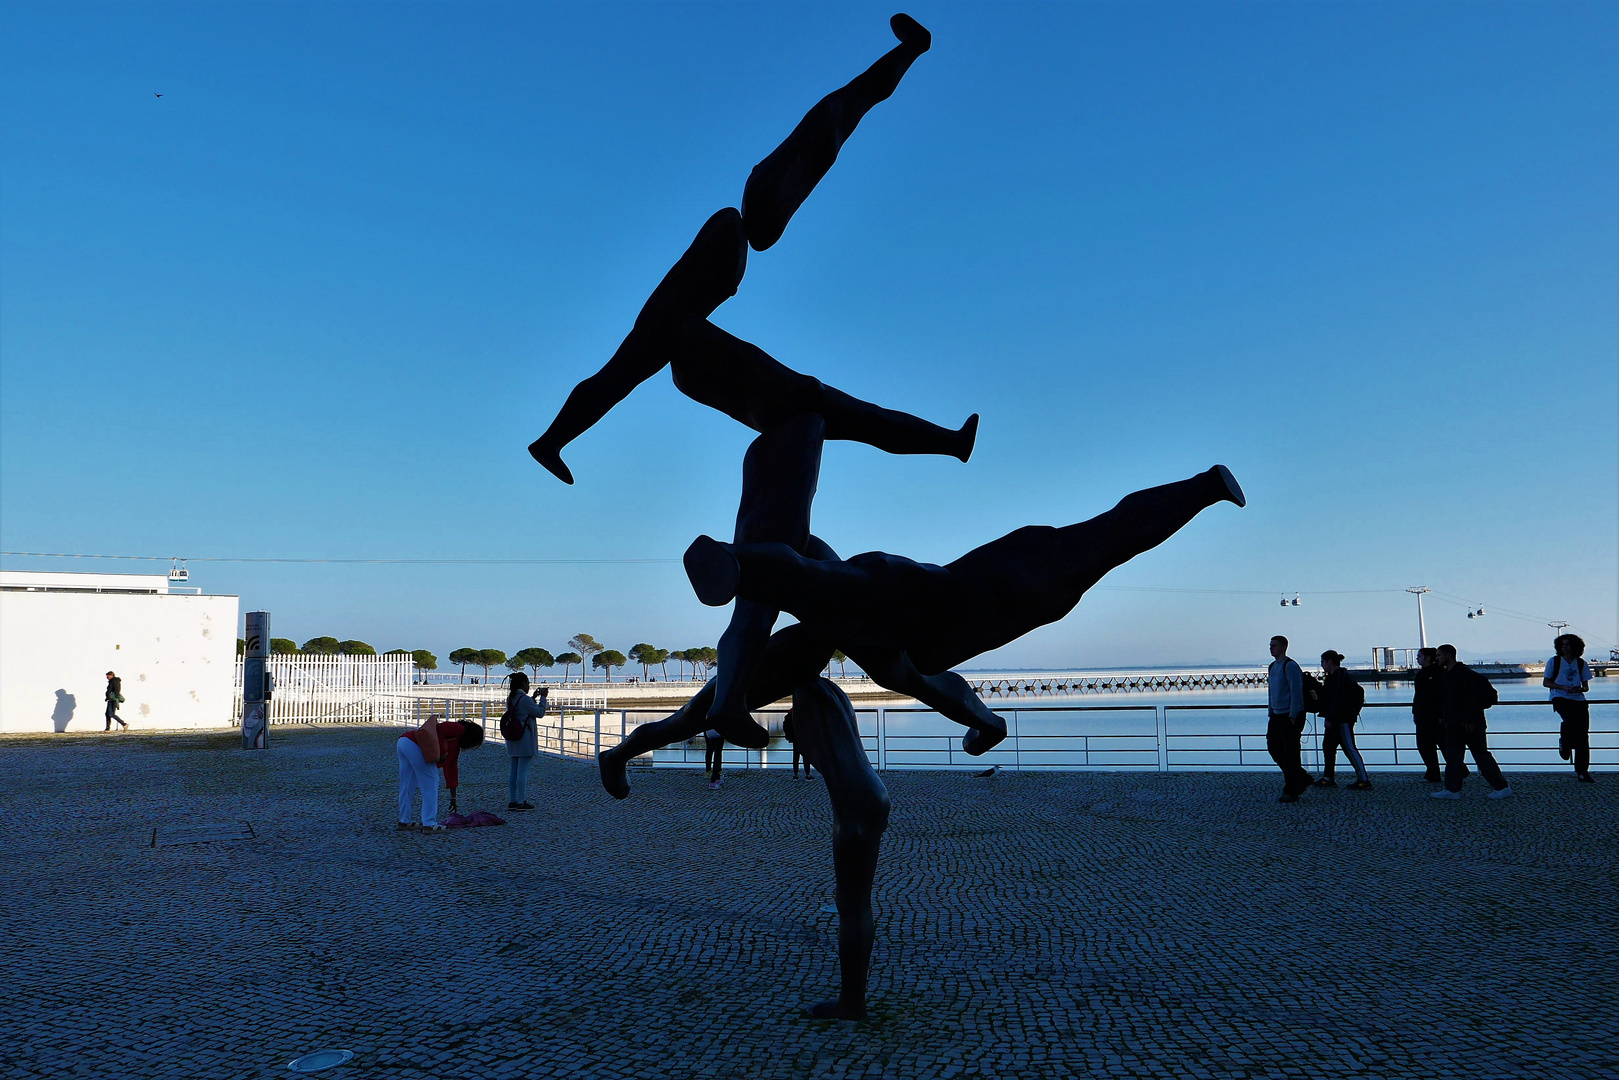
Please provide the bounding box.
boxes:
[501,673,548,810]
[1544,634,1595,783]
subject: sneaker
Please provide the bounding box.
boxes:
[507,802,521,810]
[1422,771,1442,783]
[1577,773,1595,783]
[512,803,535,811]
[1487,786,1515,800]
[1312,777,1338,788]
[1430,789,1462,800]
[1278,793,1300,803]
[1346,780,1373,791]
[708,781,721,791]
[396,822,416,830]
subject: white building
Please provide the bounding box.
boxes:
[0,570,239,733]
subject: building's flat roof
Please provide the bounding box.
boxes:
[0,570,234,597]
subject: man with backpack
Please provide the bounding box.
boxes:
[1431,643,1513,800]
[1266,636,1312,802]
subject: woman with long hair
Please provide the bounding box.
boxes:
[397,713,484,832]
[502,672,548,810]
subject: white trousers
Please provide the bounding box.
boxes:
[396,736,439,827]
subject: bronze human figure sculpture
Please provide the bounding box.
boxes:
[527,16,971,487]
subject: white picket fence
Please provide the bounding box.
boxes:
[233,654,415,726]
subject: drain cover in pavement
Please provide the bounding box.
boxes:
[288,1049,353,1073]
[150,822,255,847]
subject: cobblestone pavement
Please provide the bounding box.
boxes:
[3,726,1614,1079]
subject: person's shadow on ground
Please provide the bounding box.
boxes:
[52,690,76,732]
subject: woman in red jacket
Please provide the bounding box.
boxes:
[397,714,483,832]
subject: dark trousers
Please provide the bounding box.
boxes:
[1413,715,1445,779]
[1321,721,1368,783]
[1267,712,1311,796]
[104,701,126,730]
[704,735,725,780]
[1443,719,1508,792]
[1552,698,1591,774]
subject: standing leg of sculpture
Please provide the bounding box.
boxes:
[672,318,977,461]
[791,677,889,1020]
[684,466,1247,675]
[528,208,749,484]
[708,415,826,737]
[742,14,932,251]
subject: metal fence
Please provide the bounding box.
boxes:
[510,698,1619,774]
[233,655,415,726]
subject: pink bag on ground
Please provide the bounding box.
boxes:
[443,811,506,828]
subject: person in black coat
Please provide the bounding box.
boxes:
[1313,651,1370,789]
[1431,644,1513,800]
[1410,648,1447,783]
[104,671,128,731]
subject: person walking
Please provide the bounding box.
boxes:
[1313,651,1371,790]
[782,709,815,780]
[502,674,548,810]
[1266,636,1311,802]
[396,713,484,831]
[103,671,128,731]
[704,728,726,790]
[1411,648,1447,783]
[1431,644,1513,800]
[1544,634,1595,783]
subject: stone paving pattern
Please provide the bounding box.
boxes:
[2,726,1614,1079]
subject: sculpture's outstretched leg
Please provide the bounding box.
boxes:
[846,646,1007,754]
[599,621,838,799]
[743,14,932,251]
[684,466,1248,676]
[528,208,749,483]
[671,318,977,461]
[792,677,889,1021]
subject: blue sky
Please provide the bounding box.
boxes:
[2,1,1614,670]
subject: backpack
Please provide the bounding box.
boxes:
[499,698,525,743]
[1299,668,1322,713]
[1479,675,1498,710]
[1346,677,1365,716]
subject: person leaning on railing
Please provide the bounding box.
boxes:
[1544,634,1595,783]
[396,713,484,832]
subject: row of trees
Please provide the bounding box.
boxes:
[235,637,438,671]
[445,634,726,683]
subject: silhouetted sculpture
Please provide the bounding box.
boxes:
[527,16,972,486]
[685,466,1247,675]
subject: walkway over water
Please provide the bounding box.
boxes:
[4,727,1613,1079]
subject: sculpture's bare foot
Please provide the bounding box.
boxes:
[528,438,575,485]
[890,13,931,51]
[955,413,979,463]
[1212,464,1245,508]
[598,749,630,800]
[962,720,1007,756]
[706,708,771,749]
[806,998,868,1021]
[684,535,740,607]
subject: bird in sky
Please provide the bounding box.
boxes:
[154,92,162,98]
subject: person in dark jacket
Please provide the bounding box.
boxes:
[1431,644,1512,800]
[1314,651,1370,789]
[104,671,128,731]
[1410,648,1447,782]
[704,728,726,790]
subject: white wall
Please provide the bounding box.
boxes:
[0,589,240,733]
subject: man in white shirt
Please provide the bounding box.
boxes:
[1266,636,1310,802]
[1544,634,1595,783]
